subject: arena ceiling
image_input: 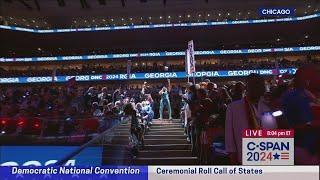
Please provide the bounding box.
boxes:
[1,0,319,16]
[0,0,320,57]
[0,0,320,27]
[1,18,319,57]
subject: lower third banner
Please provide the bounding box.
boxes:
[0,166,148,180]
[0,166,318,180]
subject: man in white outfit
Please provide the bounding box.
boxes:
[225,74,278,164]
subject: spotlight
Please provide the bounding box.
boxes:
[272,111,283,117]
[1,120,6,125]
[0,118,8,125]
[17,119,25,126]
[34,123,40,128]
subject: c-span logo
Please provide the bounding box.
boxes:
[242,129,294,165]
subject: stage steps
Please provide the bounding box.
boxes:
[134,119,198,165]
[102,119,198,165]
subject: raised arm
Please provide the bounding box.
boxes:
[159,88,163,95]
[141,82,147,95]
[167,79,171,92]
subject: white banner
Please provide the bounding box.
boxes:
[187,40,196,75]
[185,49,191,75]
[148,166,319,180]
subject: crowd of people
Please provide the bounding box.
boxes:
[0,81,182,138]
[1,58,318,77]
[0,64,319,164]
[179,64,320,164]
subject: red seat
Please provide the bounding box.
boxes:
[82,118,99,133]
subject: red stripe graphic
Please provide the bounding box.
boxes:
[280,152,290,160]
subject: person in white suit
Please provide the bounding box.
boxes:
[225,73,277,164]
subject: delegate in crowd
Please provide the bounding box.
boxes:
[0,65,319,165]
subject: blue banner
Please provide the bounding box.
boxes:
[1,46,320,62]
[0,68,297,84]
[0,13,319,33]
[0,166,148,180]
[0,166,318,180]
[259,8,295,16]
[0,146,103,166]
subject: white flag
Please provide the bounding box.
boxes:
[187,40,196,74]
[185,49,190,75]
